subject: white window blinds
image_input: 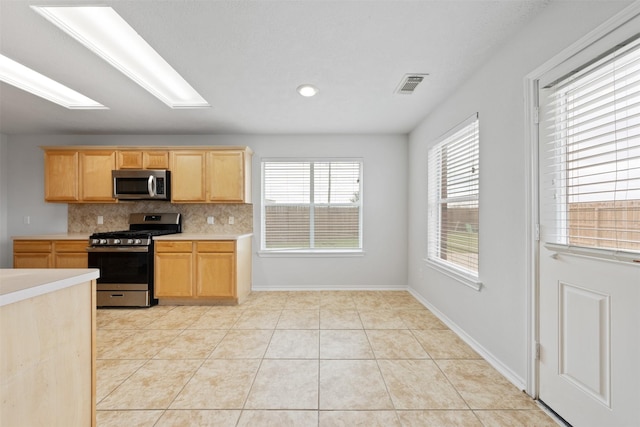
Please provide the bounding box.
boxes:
[427,114,480,275]
[262,160,362,251]
[541,35,640,253]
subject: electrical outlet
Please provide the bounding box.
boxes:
[228,216,234,225]
[207,216,215,225]
[97,216,104,225]
[23,216,30,225]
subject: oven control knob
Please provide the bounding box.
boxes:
[113,239,121,244]
[99,239,107,244]
[134,239,142,245]
[126,239,134,245]
[91,239,100,245]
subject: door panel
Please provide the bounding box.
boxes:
[558,281,610,407]
[538,250,638,426]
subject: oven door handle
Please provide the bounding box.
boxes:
[86,246,149,253]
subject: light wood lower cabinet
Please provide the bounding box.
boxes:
[154,241,194,297]
[196,242,235,298]
[154,237,251,304]
[13,240,88,269]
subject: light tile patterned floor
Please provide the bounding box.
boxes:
[96,291,558,426]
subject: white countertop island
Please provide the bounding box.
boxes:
[0,268,99,306]
[0,268,98,427]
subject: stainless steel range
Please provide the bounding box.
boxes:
[88,213,181,307]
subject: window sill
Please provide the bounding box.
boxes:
[259,250,365,258]
[424,258,483,291]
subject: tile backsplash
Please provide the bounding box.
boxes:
[68,202,253,234]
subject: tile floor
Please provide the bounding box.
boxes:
[96,291,559,426]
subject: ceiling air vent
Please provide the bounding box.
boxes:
[396,74,428,94]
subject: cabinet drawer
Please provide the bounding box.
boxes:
[54,240,88,252]
[196,241,235,252]
[13,240,52,253]
[155,241,193,252]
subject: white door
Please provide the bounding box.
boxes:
[537,26,640,427]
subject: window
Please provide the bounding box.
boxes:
[261,159,362,252]
[541,36,640,253]
[427,114,480,278]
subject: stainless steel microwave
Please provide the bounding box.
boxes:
[112,170,171,200]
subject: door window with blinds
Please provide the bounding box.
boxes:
[540,35,640,254]
[261,159,362,252]
[427,114,480,282]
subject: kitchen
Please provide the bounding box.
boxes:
[1,1,639,426]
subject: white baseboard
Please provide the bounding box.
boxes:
[407,288,528,392]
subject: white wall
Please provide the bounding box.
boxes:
[5,133,408,288]
[0,134,9,267]
[407,0,632,386]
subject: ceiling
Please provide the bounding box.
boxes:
[0,0,549,135]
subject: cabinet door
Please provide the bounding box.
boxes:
[54,240,88,268]
[54,253,88,268]
[143,151,169,169]
[171,151,206,202]
[44,151,79,202]
[155,252,194,297]
[207,151,245,202]
[80,151,116,202]
[117,151,143,169]
[13,253,52,268]
[196,252,235,298]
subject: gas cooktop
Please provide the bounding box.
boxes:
[89,213,181,247]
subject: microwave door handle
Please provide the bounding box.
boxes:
[148,175,156,197]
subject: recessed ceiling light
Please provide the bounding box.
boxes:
[297,84,319,97]
[31,6,210,109]
[0,54,106,109]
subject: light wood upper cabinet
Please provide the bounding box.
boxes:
[170,151,207,202]
[144,151,169,169]
[171,149,252,203]
[43,146,251,204]
[117,151,143,169]
[44,151,79,202]
[44,149,115,203]
[207,150,250,202]
[117,150,169,169]
[80,151,116,202]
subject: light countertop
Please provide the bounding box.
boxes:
[12,233,91,240]
[154,233,253,241]
[0,268,99,307]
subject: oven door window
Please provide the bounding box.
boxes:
[89,251,150,284]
